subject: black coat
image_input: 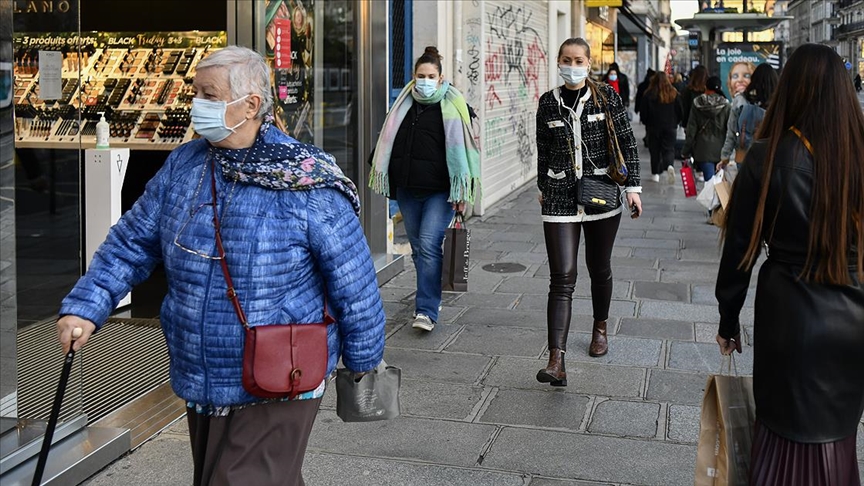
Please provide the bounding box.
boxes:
[677,87,704,128]
[639,92,682,132]
[388,101,450,194]
[716,133,864,443]
[634,79,650,120]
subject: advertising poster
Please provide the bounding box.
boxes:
[265,0,314,143]
[715,42,782,97]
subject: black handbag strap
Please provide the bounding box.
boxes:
[208,158,332,329]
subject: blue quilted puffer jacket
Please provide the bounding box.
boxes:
[60,128,386,407]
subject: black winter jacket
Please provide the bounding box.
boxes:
[678,87,704,128]
[388,101,450,194]
[682,93,730,162]
[639,92,682,132]
[716,133,864,442]
[536,83,641,219]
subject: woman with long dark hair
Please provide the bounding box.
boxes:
[535,38,642,385]
[678,65,707,129]
[715,44,864,485]
[719,63,779,170]
[640,72,682,182]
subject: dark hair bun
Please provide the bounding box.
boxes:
[423,46,442,60]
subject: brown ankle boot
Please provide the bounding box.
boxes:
[589,320,608,357]
[536,348,567,386]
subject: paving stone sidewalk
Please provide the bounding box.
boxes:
[83,123,864,486]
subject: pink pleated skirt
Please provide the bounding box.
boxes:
[750,421,861,486]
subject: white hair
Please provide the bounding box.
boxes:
[196,46,274,119]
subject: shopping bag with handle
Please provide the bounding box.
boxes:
[441,212,470,292]
[335,361,401,422]
[695,355,756,486]
[680,158,697,198]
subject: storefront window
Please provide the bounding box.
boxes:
[265,0,357,183]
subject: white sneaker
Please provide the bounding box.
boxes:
[697,174,705,182]
[667,166,676,183]
[411,314,435,331]
[651,174,660,182]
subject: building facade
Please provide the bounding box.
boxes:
[409,0,570,213]
[788,0,841,52]
[838,0,864,76]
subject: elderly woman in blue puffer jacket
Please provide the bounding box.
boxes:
[55,46,385,486]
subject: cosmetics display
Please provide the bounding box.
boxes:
[12,31,226,150]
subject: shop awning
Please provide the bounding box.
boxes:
[618,5,665,46]
[675,13,792,37]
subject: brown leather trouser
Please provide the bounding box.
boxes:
[543,213,621,351]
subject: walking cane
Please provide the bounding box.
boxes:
[31,327,82,486]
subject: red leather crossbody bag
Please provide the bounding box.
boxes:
[209,159,331,399]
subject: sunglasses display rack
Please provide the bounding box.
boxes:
[12,40,222,151]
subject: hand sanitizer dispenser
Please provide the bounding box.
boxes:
[95,111,110,148]
[85,147,131,307]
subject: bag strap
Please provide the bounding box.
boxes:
[593,84,626,168]
[789,126,814,155]
[209,158,333,329]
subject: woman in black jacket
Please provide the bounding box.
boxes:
[535,38,642,386]
[716,44,864,486]
[678,65,707,129]
[640,72,682,182]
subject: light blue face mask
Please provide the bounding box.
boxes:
[559,65,589,86]
[190,95,249,143]
[414,78,439,98]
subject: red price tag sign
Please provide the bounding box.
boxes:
[273,19,292,69]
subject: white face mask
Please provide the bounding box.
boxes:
[559,65,589,86]
[190,95,249,143]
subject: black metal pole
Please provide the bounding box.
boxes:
[31,341,78,486]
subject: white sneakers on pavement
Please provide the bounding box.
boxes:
[412,314,435,331]
[651,174,660,182]
[667,166,676,184]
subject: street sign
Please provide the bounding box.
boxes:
[846,61,853,71]
[689,32,700,51]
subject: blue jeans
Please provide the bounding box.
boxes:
[396,188,455,323]
[697,161,716,180]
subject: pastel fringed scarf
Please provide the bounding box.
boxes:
[369,80,481,203]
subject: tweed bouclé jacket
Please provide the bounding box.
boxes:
[536,82,641,222]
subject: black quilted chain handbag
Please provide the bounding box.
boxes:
[570,87,622,211]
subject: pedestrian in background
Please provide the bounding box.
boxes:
[369,46,481,332]
[535,38,642,386]
[603,62,631,114]
[716,43,864,486]
[678,65,707,130]
[633,68,655,147]
[56,46,386,486]
[640,72,682,183]
[682,76,730,183]
[673,72,686,93]
[719,63,779,171]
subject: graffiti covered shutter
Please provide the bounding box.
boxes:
[481,0,548,208]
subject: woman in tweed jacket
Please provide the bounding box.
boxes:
[535,38,642,387]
